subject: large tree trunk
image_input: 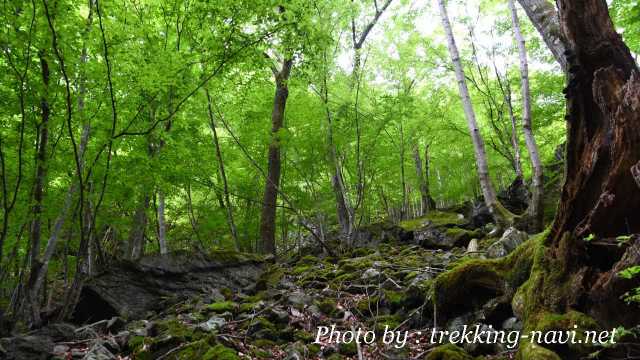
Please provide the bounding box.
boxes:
[509,0,545,233]
[128,195,149,260]
[260,58,292,256]
[516,0,567,71]
[437,0,515,230]
[520,0,640,357]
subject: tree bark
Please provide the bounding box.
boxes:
[436,0,515,229]
[509,0,545,233]
[521,0,640,353]
[413,144,435,215]
[205,88,239,250]
[128,195,149,260]
[260,58,293,256]
[157,191,167,255]
[516,0,568,71]
[25,50,50,326]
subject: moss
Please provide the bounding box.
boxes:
[399,211,466,231]
[156,319,196,341]
[127,335,146,352]
[291,264,313,275]
[209,248,263,264]
[256,265,285,290]
[294,330,314,342]
[253,339,277,347]
[316,299,338,316]
[202,344,240,360]
[372,314,402,332]
[516,342,561,360]
[338,341,358,356]
[207,301,237,313]
[326,354,345,360]
[382,289,408,310]
[356,296,380,314]
[425,344,472,360]
[298,255,318,265]
[239,302,258,313]
[308,343,321,354]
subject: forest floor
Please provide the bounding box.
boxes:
[1,210,634,360]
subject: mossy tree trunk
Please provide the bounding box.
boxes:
[520,0,640,356]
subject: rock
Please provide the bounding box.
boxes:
[502,317,522,331]
[469,201,493,228]
[198,316,226,332]
[361,268,381,280]
[284,342,306,360]
[0,335,53,360]
[287,290,312,308]
[52,344,69,356]
[414,227,478,250]
[486,227,528,258]
[498,177,530,214]
[83,342,116,360]
[267,307,289,324]
[466,238,479,253]
[409,272,432,287]
[73,250,264,322]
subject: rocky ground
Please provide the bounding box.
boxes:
[1,209,637,360]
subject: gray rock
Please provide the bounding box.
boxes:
[198,316,226,332]
[361,268,381,280]
[82,342,115,360]
[486,227,528,258]
[409,272,432,287]
[0,335,53,360]
[288,290,312,308]
[466,238,479,253]
[502,317,523,331]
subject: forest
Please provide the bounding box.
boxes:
[0,0,639,359]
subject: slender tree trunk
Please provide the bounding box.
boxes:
[399,120,407,220]
[516,0,567,71]
[509,0,544,233]
[25,50,51,326]
[505,91,524,180]
[157,191,167,255]
[424,144,436,210]
[260,58,293,256]
[436,0,514,229]
[413,144,432,215]
[205,89,239,250]
[128,195,149,260]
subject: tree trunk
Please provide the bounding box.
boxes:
[128,195,149,260]
[521,0,640,355]
[424,144,436,210]
[509,0,545,233]
[516,0,567,71]
[157,191,167,255]
[505,91,524,180]
[205,88,239,250]
[25,50,51,326]
[413,145,428,215]
[437,0,515,229]
[260,58,293,256]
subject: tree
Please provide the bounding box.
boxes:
[260,56,293,256]
[519,0,640,356]
[509,0,544,232]
[436,0,516,230]
[516,0,567,71]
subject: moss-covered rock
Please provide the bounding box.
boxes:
[202,344,240,360]
[255,265,285,291]
[338,341,358,356]
[207,301,237,313]
[425,344,472,360]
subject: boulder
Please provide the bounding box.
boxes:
[414,227,480,250]
[468,201,493,228]
[0,335,53,360]
[73,250,264,322]
[486,227,528,258]
[498,177,530,214]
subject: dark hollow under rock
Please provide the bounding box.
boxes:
[73,250,264,323]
